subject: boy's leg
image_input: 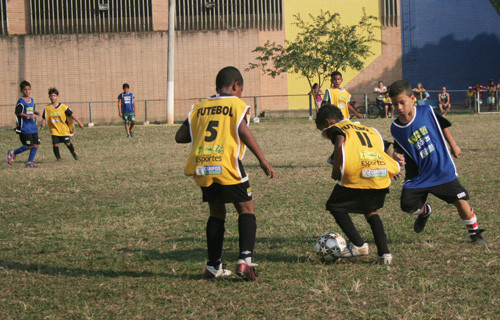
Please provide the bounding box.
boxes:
[27,144,39,164]
[400,188,432,233]
[365,212,390,255]
[207,199,227,269]
[129,120,135,136]
[453,199,485,243]
[330,210,369,257]
[65,142,78,160]
[53,143,61,160]
[234,200,258,280]
[124,118,131,137]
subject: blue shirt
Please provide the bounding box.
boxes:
[118,92,135,113]
[15,97,38,134]
[391,105,457,188]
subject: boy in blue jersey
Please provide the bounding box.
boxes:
[118,83,136,138]
[7,81,41,168]
[389,80,485,244]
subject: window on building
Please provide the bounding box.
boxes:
[176,0,283,31]
[0,0,7,35]
[381,0,399,27]
[29,0,153,34]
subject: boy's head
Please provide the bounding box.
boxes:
[216,66,244,97]
[331,71,343,88]
[123,83,130,93]
[315,104,343,130]
[388,80,414,117]
[20,80,31,97]
[48,87,59,103]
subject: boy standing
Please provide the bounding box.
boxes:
[8,81,41,167]
[118,83,136,138]
[41,88,84,161]
[389,80,485,244]
[322,71,363,119]
[175,66,276,280]
[316,104,400,264]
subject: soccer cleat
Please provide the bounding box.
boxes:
[470,229,486,244]
[339,242,369,257]
[204,265,232,279]
[7,149,15,165]
[72,153,79,160]
[25,162,40,168]
[130,130,134,137]
[236,260,258,281]
[377,253,393,265]
[126,134,131,138]
[414,203,432,233]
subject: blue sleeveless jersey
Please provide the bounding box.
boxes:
[391,105,457,188]
[15,98,38,134]
[119,92,135,113]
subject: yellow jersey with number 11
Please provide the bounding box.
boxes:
[184,94,250,187]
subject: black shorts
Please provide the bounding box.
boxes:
[201,181,252,203]
[20,133,40,147]
[400,178,469,212]
[326,184,389,214]
[51,135,71,144]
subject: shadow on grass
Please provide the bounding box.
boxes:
[0,260,171,278]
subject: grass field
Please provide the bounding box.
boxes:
[0,114,498,319]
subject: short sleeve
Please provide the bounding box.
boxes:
[15,103,23,115]
[434,112,451,129]
[323,126,345,144]
[117,93,122,100]
[65,108,73,117]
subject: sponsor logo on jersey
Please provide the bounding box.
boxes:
[408,126,429,145]
[196,155,222,163]
[196,165,222,176]
[361,159,387,167]
[196,145,224,156]
[247,187,252,197]
[457,191,467,199]
[362,168,388,178]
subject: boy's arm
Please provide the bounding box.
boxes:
[442,127,461,158]
[238,120,276,180]
[71,114,85,129]
[118,98,122,117]
[348,103,363,119]
[331,135,344,180]
[175,122,191,143]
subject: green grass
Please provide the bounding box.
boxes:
[0,114,498,319]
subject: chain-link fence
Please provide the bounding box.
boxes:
[1,90,498,128]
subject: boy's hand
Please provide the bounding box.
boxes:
[393,172,404,180]
[393,152,406,165]
[259,160,276,180]
[450,145,461,158]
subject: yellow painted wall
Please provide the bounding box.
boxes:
[283,1,382,109]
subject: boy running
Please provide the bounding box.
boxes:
[8,80,41,167]
[389,80,485,244]
[118,83,136,138]
[175,66,276,280]
[322,71,363,119]
[41,88,84,161]
[316,104,400,264]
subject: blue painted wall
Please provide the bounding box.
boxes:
[401,0,500,91]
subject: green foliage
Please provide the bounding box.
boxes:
[247,9,381,91]
[490,0,500,15]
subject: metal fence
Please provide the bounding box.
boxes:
[0,90,497,128]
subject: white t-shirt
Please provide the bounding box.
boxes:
[374,86,387,100]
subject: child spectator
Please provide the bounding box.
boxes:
[438,86,452,116]
[118,83,137,138]
[486,80,496,111]
[383,91,394,118]
[310,83,323,112]
[175,66,276,280]
[389,80,485,244]
[323,71,363,119]
[41,88,84,161]
[316,104,400,264]
[7,81,41,167]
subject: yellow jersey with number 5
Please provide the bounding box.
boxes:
[184,94,250,187]
[322,119,400,189]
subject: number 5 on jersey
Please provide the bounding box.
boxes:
[205,120,219,142]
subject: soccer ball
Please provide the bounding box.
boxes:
[315,232,347,262]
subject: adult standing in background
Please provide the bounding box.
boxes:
[373,81,387,113]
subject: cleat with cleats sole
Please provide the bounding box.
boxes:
[236,260,258,281]
[377,253,393,265]
[25,162,40,168]
[414,204,432,233]
[339,242,369,258]
[204,265,232,279]
[470,229,486,244]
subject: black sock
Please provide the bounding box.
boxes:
[367,214,390,255]
[238,213,256,260]
[330,211,364,247]
[53,146,61,159]
[206,216,225,268]
[66,143,75,154]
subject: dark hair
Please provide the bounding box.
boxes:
[331,71,342,78]
[48,87,59,96]
[216,66,243,91]
[315,104,343,129]
[123,83,130,89]
[20,80,31,91]
[312,83,319,89]
[388,80,412,98]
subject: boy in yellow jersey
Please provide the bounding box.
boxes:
[175,67,276,280]
[41,88,84,161]
[322,71,363,119]
[316,104,400,264]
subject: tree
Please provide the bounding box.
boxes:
[247,9,381,91]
